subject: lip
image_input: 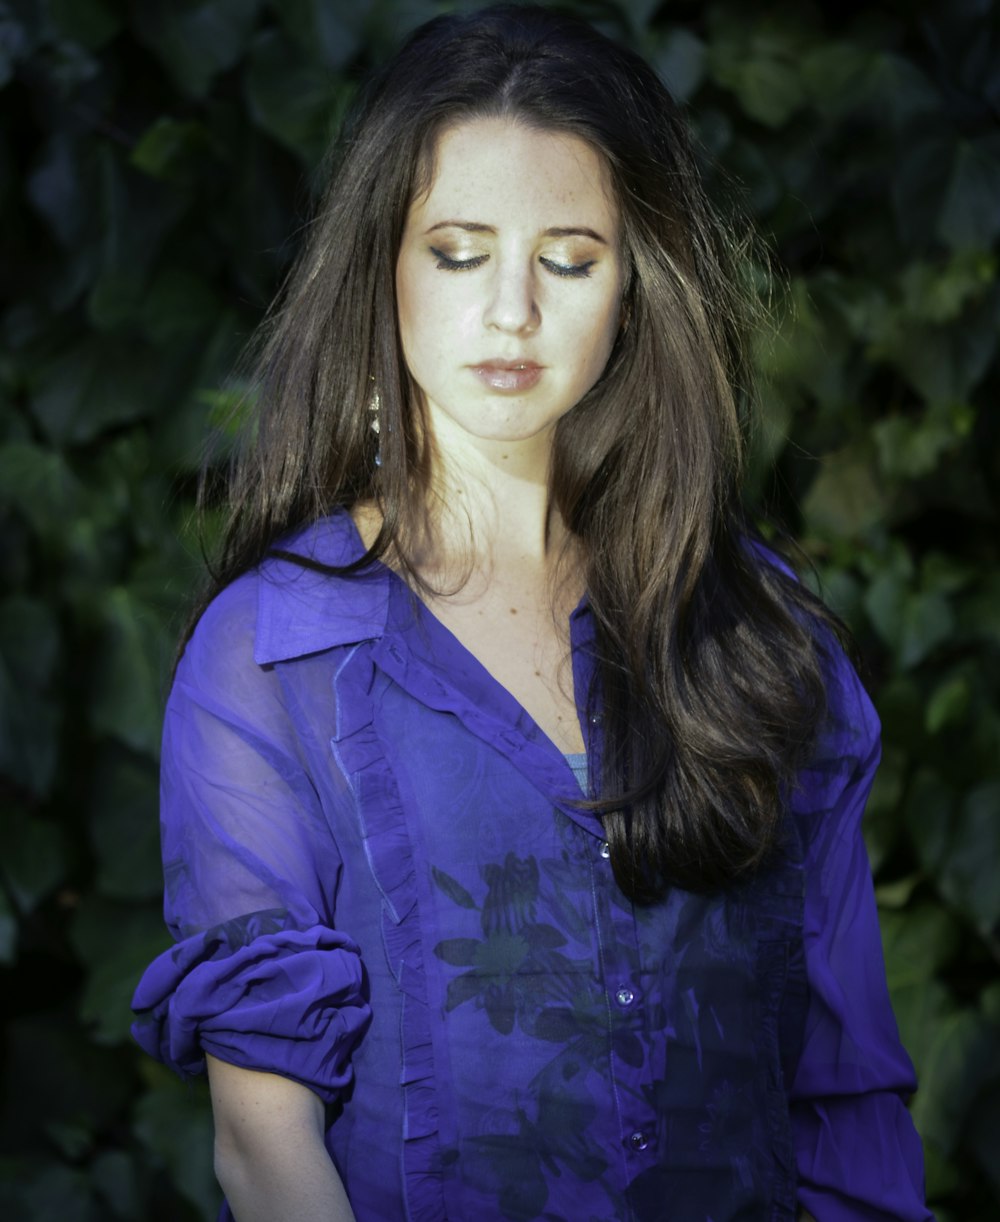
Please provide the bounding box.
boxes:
[470,359,543,392]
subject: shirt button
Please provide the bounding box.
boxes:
[598,840,610,859]
[615,985,635,1007]
[628,1130,649,1151]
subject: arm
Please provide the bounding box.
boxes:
[789,651,932,1221]
[207,1055,356,1222]
[131,578,370,1210]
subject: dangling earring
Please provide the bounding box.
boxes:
[368,378,382,467]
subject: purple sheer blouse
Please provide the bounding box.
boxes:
[132,512,931,1221]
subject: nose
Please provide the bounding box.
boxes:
[483,255,540,335]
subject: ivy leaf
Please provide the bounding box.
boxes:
[910,1004,996,1158]
[0,596,61,796]
[71,896,171,1044]
[26,132,96,247]
[88,586,171,757]
[939,783,1000,935]
[47,0,121,50]
[133,0,262,98]
[274,0,360,71]
[0,807,68,914]
[654,28,706,103]
[939,134,1000,251]
[88,749,163,901]
[134,1067,219,1220]
[802,447,885,542]
[925,673,971,735]
[244,28,342,164]
[881,904,962,992]
[0,887,16,965]
[897,590,954,670]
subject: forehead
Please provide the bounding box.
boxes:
[409,117,618,231]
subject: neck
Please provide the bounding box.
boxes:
[417,415,570,580]
[438,451,554,560]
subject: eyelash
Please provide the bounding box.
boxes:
[430,249,595,279]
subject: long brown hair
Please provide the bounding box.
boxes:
[204,4,844,900]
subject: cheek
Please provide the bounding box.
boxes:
[574,298,622,380]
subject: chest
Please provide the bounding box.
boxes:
[423,581,586,754]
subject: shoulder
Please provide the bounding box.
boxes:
[183,513,391,679]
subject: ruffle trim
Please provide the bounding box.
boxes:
[330,645,446,1222]
[131,914,371,1106]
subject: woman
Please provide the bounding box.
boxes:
[132,6,932,1220]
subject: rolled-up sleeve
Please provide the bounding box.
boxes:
[131,575,371,1104]
[789,648,932,1221]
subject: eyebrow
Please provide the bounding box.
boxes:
[425,220,608,245]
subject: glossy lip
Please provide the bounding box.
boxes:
[470,359,544,393]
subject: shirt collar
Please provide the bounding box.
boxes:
[254,512,391,665]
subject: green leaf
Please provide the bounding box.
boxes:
[2,1013,133,1152]
[0,4,34,90]
[906,769,957,875]
[244,28,341,163]
[47,0,121,50]
[939,782,1000,935]
[134,1069,219,1221]
[274,0,360,71]
[0,443,82,537]
[0,886,16,965]
[89,749,163,901]
[654,28,706,103]
[863,746,905,873]
[865,51,939,128]
[897,590,954,669]
[925,674,970,735]
[966,1087,1000,1195]
[130,117,214,182]
[13,1163,101,1222]
[0,808,69,913]
[140,266,221,346]
[799,41,871,117]
[938,134,1000,251]
[71,896,172,1044]
[26,132,96,246]
[873,412,967,481]
[90,1150,141,1220]
[708,22,805,128]
[959,574,1000,647]
[89,586,171,757]
[801,447,886,541]
[881,904,962,992]
[29,340,163,445]
[0,597,61,796]
[910,1004,996,1157]
[133,0,262,98]
[874,872,922,909]
[0,595,59,688]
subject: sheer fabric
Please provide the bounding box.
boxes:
[132,512,931,1221]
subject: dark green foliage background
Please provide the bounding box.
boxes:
[1,0,998,1217]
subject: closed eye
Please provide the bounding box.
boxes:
[540,257,595,278]
[431,248,488,271]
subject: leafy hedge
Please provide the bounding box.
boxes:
[1,1,997,1218]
